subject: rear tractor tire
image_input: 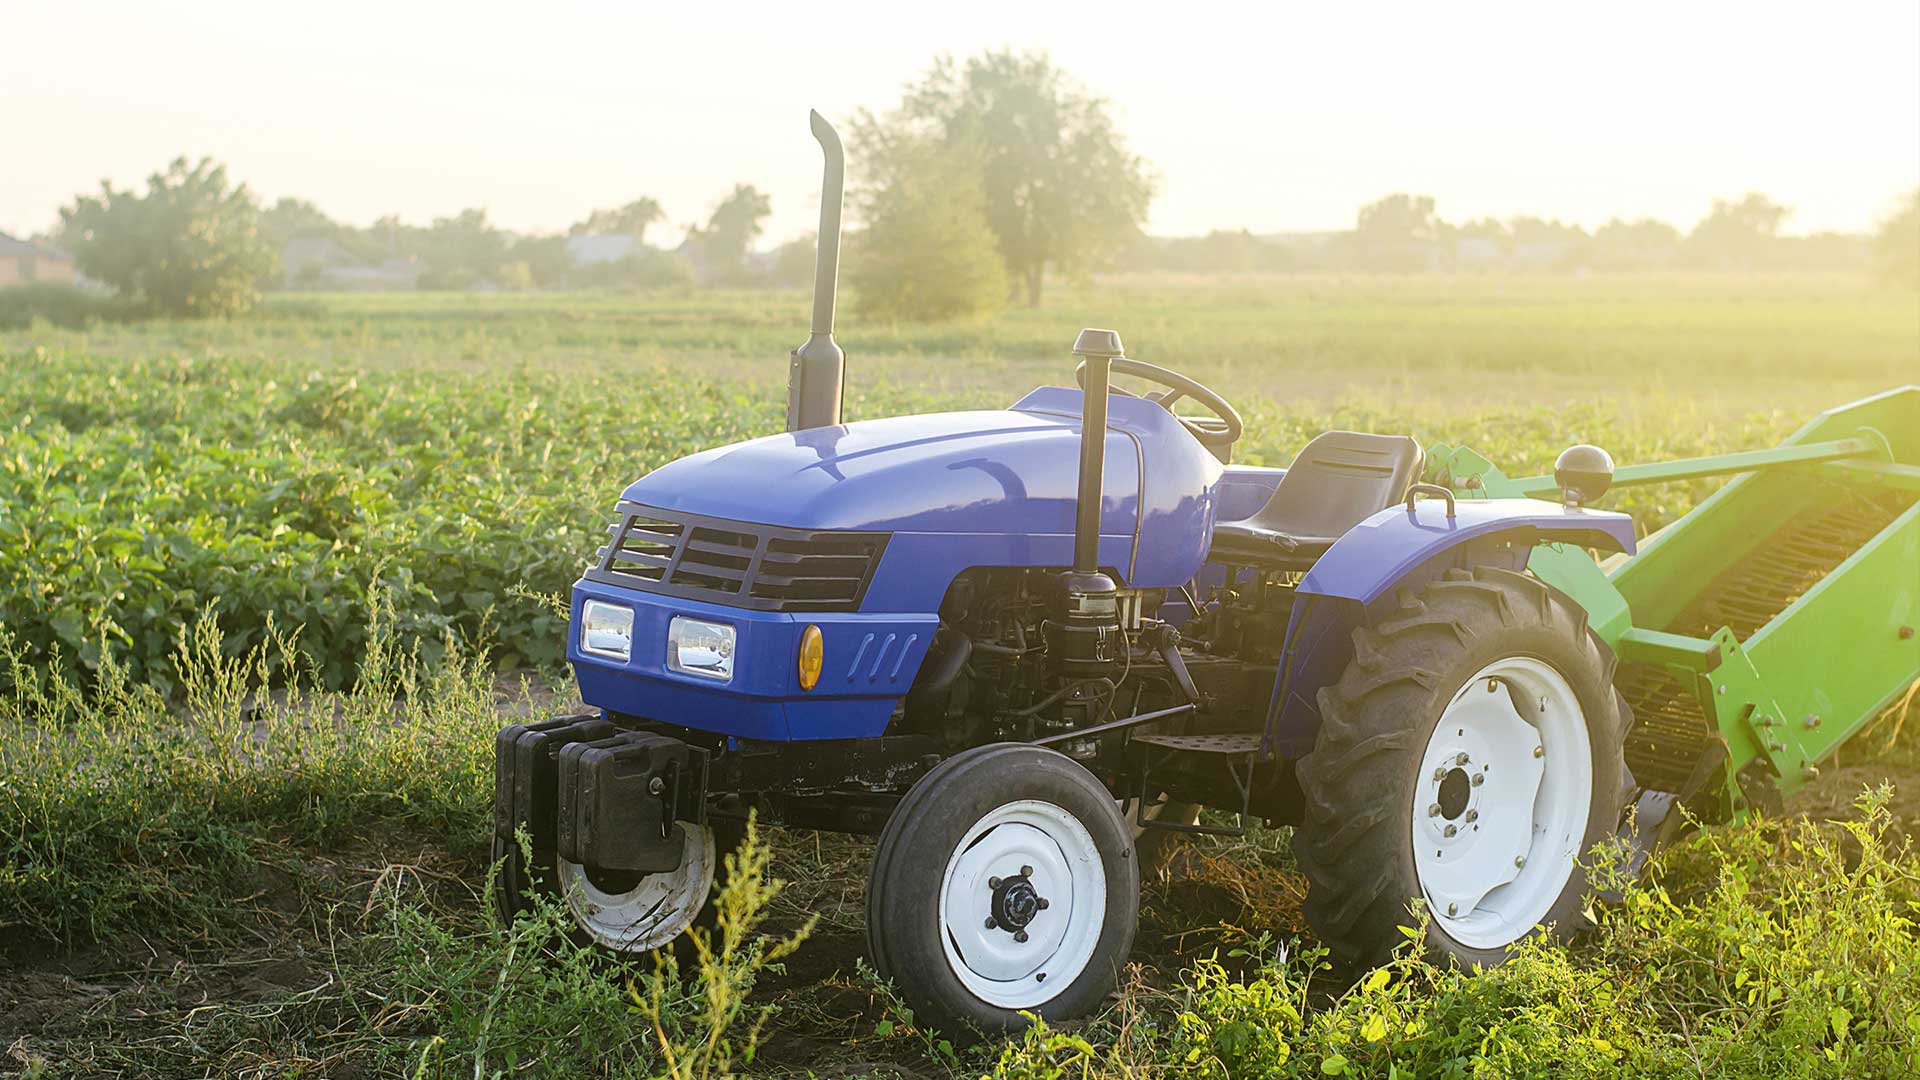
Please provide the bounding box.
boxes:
[1292,567,1633,971]
[868,743,1140,1037]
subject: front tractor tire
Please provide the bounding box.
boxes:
[1292,567,1633,971]
[868,743,1140,1037]
[493,819,745,957]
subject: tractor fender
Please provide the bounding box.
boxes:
[1265,499,1635,758]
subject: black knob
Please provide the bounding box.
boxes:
[1553,444,1614,506]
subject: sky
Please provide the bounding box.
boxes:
[5,2,1917,245]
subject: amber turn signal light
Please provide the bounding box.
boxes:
[798,624,824,690]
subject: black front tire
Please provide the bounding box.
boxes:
[867,743,1139,1038]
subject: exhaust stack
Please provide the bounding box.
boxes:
[787,110,846,431]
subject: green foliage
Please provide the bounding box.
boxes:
[852,134,1008,322]
[0,282,128,329]
[571,196,666,243]
[571,248,699,290]
[856,49,1155,306]
[57,156,278,316]
[416,208,513,289]
[1687,193,1793,269]
[689,184,772,284]
[1874,189,1920,286]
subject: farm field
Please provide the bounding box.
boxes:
[3,274,1919,1078]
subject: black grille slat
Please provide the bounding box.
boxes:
[587,503,888,612]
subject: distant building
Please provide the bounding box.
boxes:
[566,233,643,266]
[280,235,419,290]
[0,233,76,286]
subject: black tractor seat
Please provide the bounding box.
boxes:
[1208,430,1423,570]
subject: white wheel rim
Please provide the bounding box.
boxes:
[557,825,715,952]
[938,799,1106,1009]
[1412,656,1592,950]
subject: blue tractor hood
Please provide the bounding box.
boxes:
[622,388,1191,533]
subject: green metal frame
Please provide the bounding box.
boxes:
[1426,387,1920,820]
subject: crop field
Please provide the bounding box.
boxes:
[2,274,1919,1078]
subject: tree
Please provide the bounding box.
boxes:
[1592,218,1681,269]
[688,184,771,283]
[570,197,665,243]
[854,50,1155,307]
[851,137,1007,322]
[766,234,818,288]
[515,234,572,288]
[259,197,340,247]
[58,156,278,316]
[417,208,510,289]
[1873,189,1919,286]
[1686,193,1790,269]
[1343,194,1439,271]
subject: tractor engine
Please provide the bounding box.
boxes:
[900,565,1293,762]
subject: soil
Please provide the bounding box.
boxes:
[6,722,1917,1078]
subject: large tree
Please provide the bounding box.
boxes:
[59,157,278,316]
[1686,193,1790,269]
[855,50,1155,307]
[851,135,1007,322]
[417,208,511,289]
[689,184,771,282]
[570,197,665,243]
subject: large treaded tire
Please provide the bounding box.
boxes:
[1291,566,1633,970]
[868,743,1139,1038]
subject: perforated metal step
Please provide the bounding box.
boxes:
[1130,732,1263,755]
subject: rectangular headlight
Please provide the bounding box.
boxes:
[580,599,634,662]
[666,616,735,682]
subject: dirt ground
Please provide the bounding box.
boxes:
[6,726,1917,1078]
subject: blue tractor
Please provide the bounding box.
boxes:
[494,113,1641,1034]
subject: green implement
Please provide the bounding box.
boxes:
[1429,386,1920,824]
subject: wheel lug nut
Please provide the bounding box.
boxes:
[1465,810,1478,823]
[1036,898,1049,910]
[1020,865,1032,877]
[1433,768,1447,781]
[989,877,1002,889]
[1443,824,1458,838]
[1014,930,1029,943]
[1428,803,1442,817]
[1471,773,1484,787]
[1455,752,1470,766]
[984,917,996,929]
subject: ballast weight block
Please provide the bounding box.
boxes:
[556,731,702,874]
[494,714,616,850]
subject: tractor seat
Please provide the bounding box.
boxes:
[1208,430,1423,569]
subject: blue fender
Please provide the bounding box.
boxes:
[1265,498,1636,757]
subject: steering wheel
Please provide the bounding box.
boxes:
[1074,357,1244,451]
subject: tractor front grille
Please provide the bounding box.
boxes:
[586,502,888,613]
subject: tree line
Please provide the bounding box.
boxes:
[27,49,1920,320]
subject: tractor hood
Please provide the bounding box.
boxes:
[618,391,1145,536]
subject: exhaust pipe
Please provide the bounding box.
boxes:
[1052,328,1124,682]
[787,109,846,431]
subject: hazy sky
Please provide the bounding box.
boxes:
[7,2,1917,244]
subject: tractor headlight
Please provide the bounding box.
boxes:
[580,600,634,662]
[666,616,736,682]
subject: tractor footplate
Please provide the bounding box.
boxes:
[1131,732,1262,836]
